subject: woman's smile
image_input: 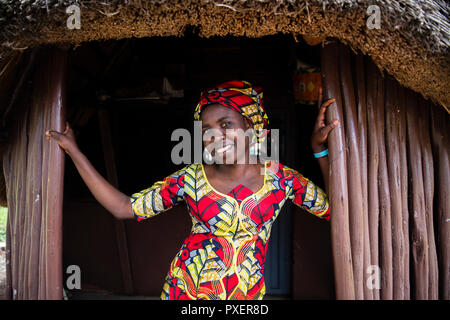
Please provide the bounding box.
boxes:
[216,143,233,154]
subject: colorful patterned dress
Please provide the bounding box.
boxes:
[130,160,330,300]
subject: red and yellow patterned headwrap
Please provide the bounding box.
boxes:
[194,80,269,142]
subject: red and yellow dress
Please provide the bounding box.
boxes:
[130,160,330,300]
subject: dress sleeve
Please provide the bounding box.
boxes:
[130,166,187,222]
[284,167,330,221]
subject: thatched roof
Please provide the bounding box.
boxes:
[0,0,449,111]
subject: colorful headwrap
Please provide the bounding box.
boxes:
[194,80,269,143]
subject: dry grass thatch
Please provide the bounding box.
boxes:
[0,0,449,110]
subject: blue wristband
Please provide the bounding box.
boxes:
[314,148,329,158]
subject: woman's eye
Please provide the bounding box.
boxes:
[221,122,231,128]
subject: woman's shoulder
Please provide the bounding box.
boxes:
[266,160,301,176]
[175,163,206,179]
[266,160,309,184]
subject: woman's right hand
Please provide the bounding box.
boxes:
[45,122,79,155]
[46,121,133,219]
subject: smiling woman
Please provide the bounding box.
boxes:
[128,81,334,300]
[48,79,336,300]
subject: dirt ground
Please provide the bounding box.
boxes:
[0,242,5,300]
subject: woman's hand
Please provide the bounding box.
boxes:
[45,122,79,155]
[311,88,339,153]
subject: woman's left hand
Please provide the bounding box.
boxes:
[310,88,339,152]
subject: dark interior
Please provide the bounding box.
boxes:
[62,34,334,299]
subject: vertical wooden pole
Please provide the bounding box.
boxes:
[397,85,410,299]
[366,60,380,300]
[44,48,67,300]
[385,76,405,299]
[97,108,134,295]
[375,68,393,300]
[420,101,440,300]
[338,44,365,299]
[355,54,373,300]
[321,41,355,300]
[406,91,429,300]
[430,103,450,300]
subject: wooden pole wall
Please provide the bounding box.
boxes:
[320,42,355,300]
[419,100,439,300]
[3,47,67,299]
[338,45,365,300]
[321,41,447,300]
[406,91,429,300]
[355,55,373,300]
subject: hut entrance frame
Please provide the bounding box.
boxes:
[1,35,449,300]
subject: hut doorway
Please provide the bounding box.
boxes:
[3,35,448,300]
[60,35,333,299]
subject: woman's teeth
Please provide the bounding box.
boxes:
[216,144,233,154]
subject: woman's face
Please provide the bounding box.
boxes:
[200,103,253,164]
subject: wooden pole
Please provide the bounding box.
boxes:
[338,44,365,300]
[419,100,439,300]
[429,103,449,300]
[406,91,429,300]
[375,68,393,300]
[421,103,437,300]
[44,48,67,300]
[355,54,373,300]
[385,76,405,299]
[365,60,380,300]
[321,41,355,300]
[417,97,439,300]
[397,85,410,299]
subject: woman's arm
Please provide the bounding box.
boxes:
[310,88,338,194]
[46,122,133,220]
